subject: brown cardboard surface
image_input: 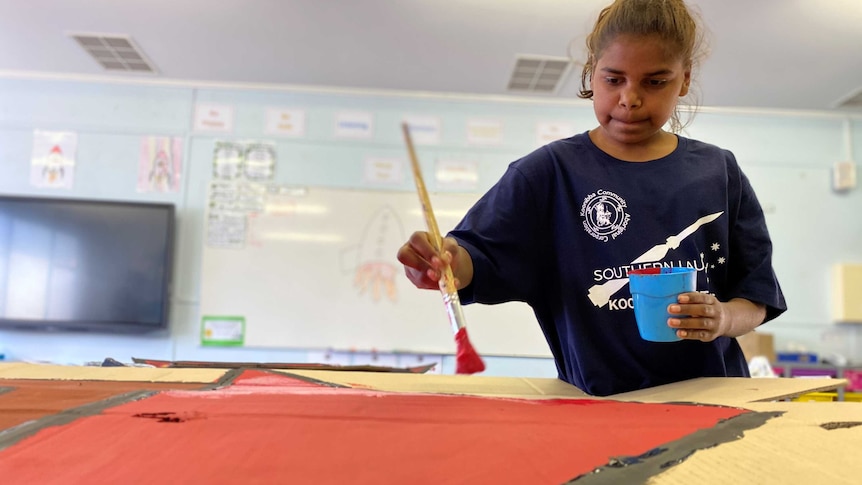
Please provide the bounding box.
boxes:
[1,364,842,404]
[1,364,859,483]
[287,370,845,404]
[737,330,776,363]
[0,363,228,383]
[130,357,437,373]
[0,378,208,430]
[280,369,590,398]
[608,377,846,405]
[648,401,862,485]
[0,370,773,485]
[745,400,862,423]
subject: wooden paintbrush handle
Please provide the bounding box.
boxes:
[402,122,463,320]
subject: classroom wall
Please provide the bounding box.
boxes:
[0,76,860,375]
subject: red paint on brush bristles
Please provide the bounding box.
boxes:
[455,327,486,374]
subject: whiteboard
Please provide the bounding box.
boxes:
[199,186,552,357]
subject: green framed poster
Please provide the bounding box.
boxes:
[200,315,245,346]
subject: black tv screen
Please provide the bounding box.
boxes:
[0,196,175,333]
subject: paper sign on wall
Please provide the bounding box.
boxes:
[243,142,277,181]
[201,316,245,346]
[536,122,574,147]
[265,108,306,137]
[467,119,504,146]
[137,136,183,193]
[435,159,479,190]
[206,210,248,249]
[335,111,374,139]
[213,141,245,180]
[403,116,442,145]
[212,141,277,182]
[363,157,404,185]
[194,103,235,133]
[30,130,77,189]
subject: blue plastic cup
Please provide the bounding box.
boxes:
[628,267,697,342]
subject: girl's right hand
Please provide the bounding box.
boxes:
[396,231,467,290]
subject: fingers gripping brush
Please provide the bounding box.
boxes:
[401,122,486,374]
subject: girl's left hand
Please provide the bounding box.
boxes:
[667,292,730,342]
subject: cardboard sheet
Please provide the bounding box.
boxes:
[745,400,862,423]
[1,365,860,483]
[281,369,590,398]
[737,331,776,363]
[131,357,437,373]
[0,379,207,430]
[608,377,846,405]
[0,363,228,383]
[285,370,844,405]
[649,401,862,485]
[0,370,760,484]
[1,364,843,404]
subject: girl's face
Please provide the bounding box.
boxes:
[590,34,690,150]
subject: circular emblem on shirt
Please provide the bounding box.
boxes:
[580,190,631,242]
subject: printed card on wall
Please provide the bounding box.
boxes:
[536,122,574,147]
[137,136,183,193]
[243,142,277,181]
[235,182,268,213]
[334,111,374,139]
[467,119,504,146]
[264,108,306,137]
[435,159,479,191]
[194,103,235,133]
[205,180,277,249]
[213,141,246,180]
[362,157,404,185]
[403,116,442,145]
[206,210,248,249]
[30,130,77,189]
[212,140,277,182]
[201,316,245,346]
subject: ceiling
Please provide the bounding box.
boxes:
[1,0,861,112]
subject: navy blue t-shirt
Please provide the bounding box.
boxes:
[450,132,787,396]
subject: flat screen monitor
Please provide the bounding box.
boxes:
[0,196,175,333]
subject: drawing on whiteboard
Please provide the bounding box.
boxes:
[342,205,405,302]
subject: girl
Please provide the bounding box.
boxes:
[397,0,786,396]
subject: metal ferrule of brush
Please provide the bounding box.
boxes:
[440,289,467,335]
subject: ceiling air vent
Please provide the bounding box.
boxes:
[507,55,573,94]
[68,33,157,74]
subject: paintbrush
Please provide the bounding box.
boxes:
[401,122,485,375]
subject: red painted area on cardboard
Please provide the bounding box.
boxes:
[0,379,206,430]
[0,371,747,484]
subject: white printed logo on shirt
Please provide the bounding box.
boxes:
[580,189,631,242]
[585,211,725,309]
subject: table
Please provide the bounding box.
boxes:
[0,363,857,484]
